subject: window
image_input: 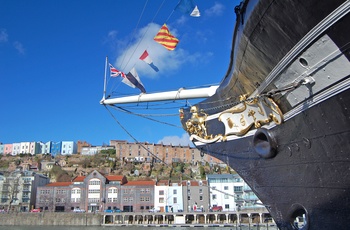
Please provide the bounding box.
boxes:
[159,190,164,195]
[234,186,243,192]
[89,180,100,185]
[173,189,177,195]
[224,186,229,190]
[108,188,117,193]
[173,197,177,204]
[224,195,229,199]
[199,189,203,194]
[159,198,164,203]
[212,194,217,200]
[199,196,203,201]
[225,204,230,209]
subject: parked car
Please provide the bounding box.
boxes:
[104,209,114,213]
[30,208,41,213]
[148,207,160,213]
[73,208,85,213]
[114,208,122,213]
[211,206,223,212]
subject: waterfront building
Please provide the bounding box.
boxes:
[36,170,128,212]
[39,141,52,154]
[20,142,30,154]
[110,140,223,166]
[154,180,184,213]
[50,141,62,156]
[182,180,210,212]
[76,140,91,154]
[61,141,77,155]
[121,180,155,212]
[29,142,40,155]
[0,170,49,212]
[12,143,21,155]
[81,145,114,155]
[206,174,261,212]
[40,161,56,172]
[3,144,12,155]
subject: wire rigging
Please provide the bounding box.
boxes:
[104,105,169,165]
[107,104,182,128]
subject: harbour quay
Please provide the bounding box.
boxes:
[0,209,276,227]
[101,208,273,226]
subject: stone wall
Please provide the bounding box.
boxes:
[0,213,101,226]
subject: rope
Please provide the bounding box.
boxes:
[108,104,182,128]
[104,105,169,165]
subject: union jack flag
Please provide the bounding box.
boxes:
[109,63,125,77]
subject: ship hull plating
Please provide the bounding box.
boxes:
[181,0,350,229]
[195,88,350,230]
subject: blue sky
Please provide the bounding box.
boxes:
[0,0,238,146]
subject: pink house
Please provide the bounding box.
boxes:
[3,144,13,155]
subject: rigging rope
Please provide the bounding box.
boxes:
[108,104,182,128]
[121,0,166,71]
[104,105,169,165]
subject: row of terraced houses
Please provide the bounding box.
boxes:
[0,170,260,213]
[0,140,222,165]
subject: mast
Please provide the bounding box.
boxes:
[100,85,219,105]
[102,56,108,100]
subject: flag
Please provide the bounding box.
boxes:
[139,50,159,72]
[109,63,124,77]
[109,63,145,92]
[125,68,146,93]
[191,6,200,17]
[154,24,179,51]
[175,0,200,17]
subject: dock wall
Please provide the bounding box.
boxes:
[0,213,101,226]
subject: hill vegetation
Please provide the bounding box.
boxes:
[0,150,234,182]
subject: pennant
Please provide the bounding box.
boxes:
[139,50,159,72]
[125,68,146,93]
[154,24,179,51]
[191,5,200,17]
[109,63,143,91]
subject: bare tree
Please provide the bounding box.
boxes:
[4,172,22,212]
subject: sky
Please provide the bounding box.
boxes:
[0,0,238,146]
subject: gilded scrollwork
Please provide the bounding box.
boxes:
[181,95,283,144]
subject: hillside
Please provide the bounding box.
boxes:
[0,151,234,182]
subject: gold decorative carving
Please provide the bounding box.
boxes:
[219,96,283,136]
[185,106,208,138]
[183,96,283,144]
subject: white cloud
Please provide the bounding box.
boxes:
[110,22,199,79]
[205,2,225,17]
[13,41,25,55]
[157,133,193,146]
[0,29,8,43]
[175,15,188,26]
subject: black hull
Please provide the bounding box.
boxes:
[196,88,350,230]
[181,0,350,229]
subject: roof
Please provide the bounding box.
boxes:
[46,182,72,187]
[72,176,85,182]
[124,180,156,186]
[106,175,125,181]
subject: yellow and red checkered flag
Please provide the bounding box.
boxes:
[154,24,179,51]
